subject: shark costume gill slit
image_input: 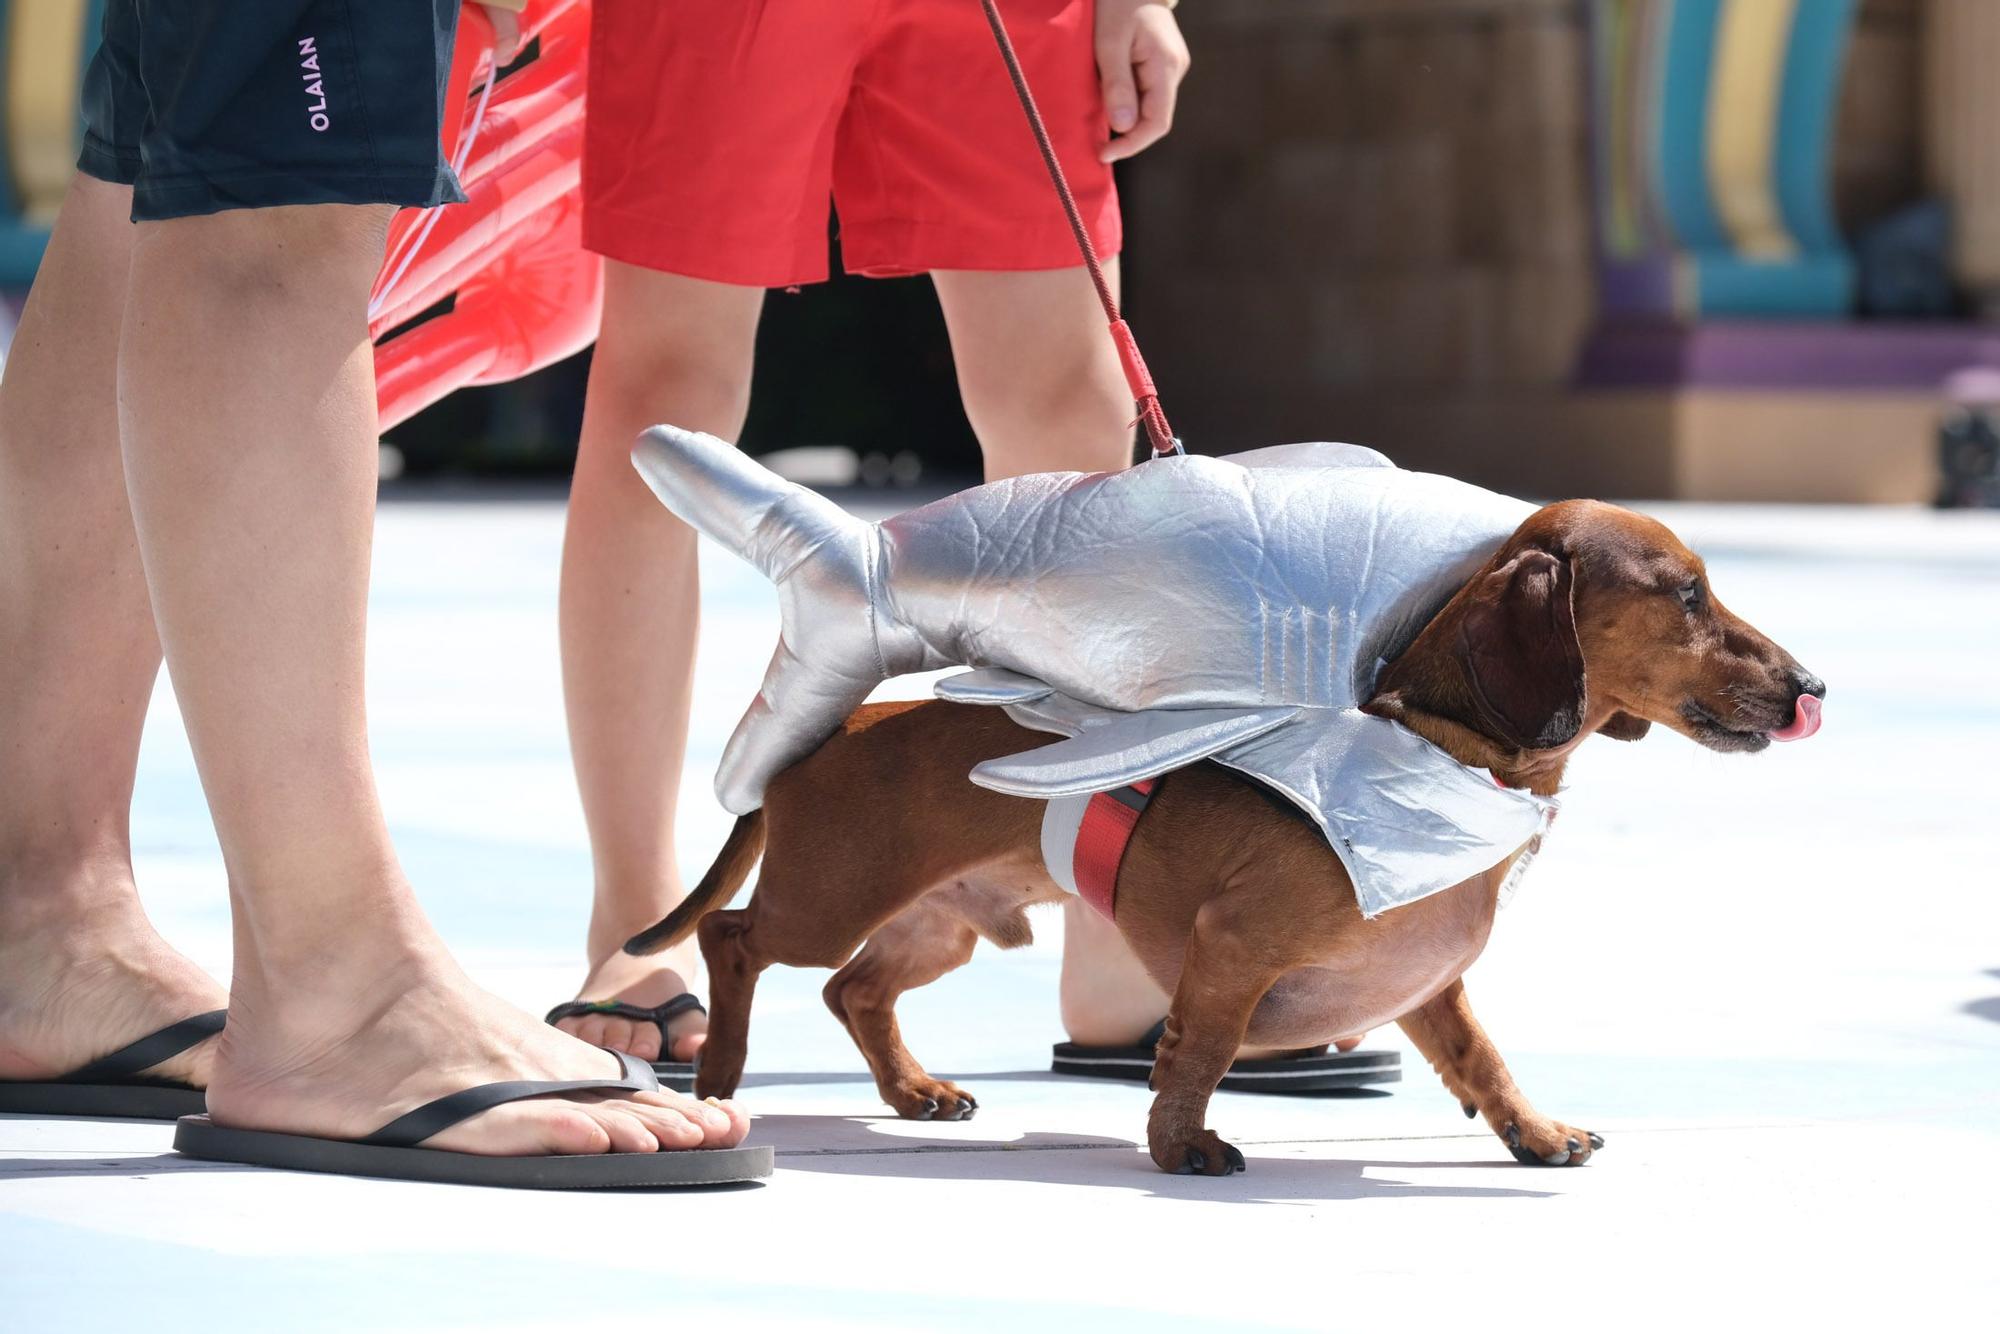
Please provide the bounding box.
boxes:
[631,427,1558,918]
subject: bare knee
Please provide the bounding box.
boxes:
[960,356,1133,478]
[583,269,763,447]
[586,328,755,448]
[131,203,395,309]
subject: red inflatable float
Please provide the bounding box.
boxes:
[370,0,598,432]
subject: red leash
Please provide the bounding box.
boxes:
[979,0,1180,458]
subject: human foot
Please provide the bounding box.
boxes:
[207,953,747,1155]
[554,943,708,1063]
[0,874,227,1087]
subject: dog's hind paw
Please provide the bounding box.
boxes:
[1150,1128,1246,1177]
[884,1078,979,1122]
[1501,1117,1602,1166]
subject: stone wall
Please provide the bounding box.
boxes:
[1120,0,1594,455]
[1119,0,1931,493]
[1835,0,1923,234]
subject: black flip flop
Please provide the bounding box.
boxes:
[0,1010,225,1120]
[1052,1020,1402,1094]
[172,1048,771,1189]
[544,994,704,1092]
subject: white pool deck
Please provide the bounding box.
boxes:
[4,492,1998,1331]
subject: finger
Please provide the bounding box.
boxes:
[486,8,522,65]
[1102,49,1183,163]
[1098,34,1141,137]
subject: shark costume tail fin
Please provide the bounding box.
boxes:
[632,425,898,814]
[633,425,862,584]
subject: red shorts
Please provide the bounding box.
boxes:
[582,0,1120,287]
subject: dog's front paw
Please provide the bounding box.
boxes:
[883,1077,978,1122]
[1498,1115,1603,1166]
[1149,1126,1247,1177]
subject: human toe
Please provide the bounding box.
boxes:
[620,1017,662,1062]
[558,1013,607,1048]
[595,1016,640,1056]
[594,1107,662,1154]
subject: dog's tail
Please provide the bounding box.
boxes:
[632,425,896,814]
[623,810,767,956]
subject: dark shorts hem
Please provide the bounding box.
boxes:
[122,167,464,222]
[78,134,142,187]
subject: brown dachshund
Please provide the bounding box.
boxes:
[628,500,1825,1175]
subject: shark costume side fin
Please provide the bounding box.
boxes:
[934,668,1055,706]
[967,702,1302,799]
[633,425,898,814]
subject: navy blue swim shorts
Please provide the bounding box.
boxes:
[77,0,467,221]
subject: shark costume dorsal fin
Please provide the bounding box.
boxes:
[968,704,1301,799]
[1230,441,1391,471]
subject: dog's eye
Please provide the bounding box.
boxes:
[1676,579,1705,613]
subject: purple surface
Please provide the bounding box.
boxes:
[1575,320,2000,391]
[1596,259,1680,318]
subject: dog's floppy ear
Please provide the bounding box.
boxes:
[1597,711,1652,741]
[1453,549,1586,752]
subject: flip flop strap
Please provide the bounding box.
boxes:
[64,1010,226,1082]
[543,993,706,1029]
[361,1049,660,1149]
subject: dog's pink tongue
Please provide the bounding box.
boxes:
[1771,693,1822,742]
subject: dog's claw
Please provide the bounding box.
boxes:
[1462,1102,1477,1119]
[920,1097,939,1120]
[1566,1137,1581,1154]
[1587,1131,1605,1150]
[1185,1148,1207,1174]
[1502,1123,1542,1164]
[1222,1144,1246,1174]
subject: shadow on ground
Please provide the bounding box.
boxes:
[1961,969,2000,1026]
[0,1152,250,1183]
[754,1113,1557,1203]
[736,1067,1395,1099]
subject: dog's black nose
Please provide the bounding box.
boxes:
[1788,667,1827,701]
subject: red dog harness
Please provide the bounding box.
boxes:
[1040,778,1159,919]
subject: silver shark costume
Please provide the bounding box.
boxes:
[632,426,1557,918]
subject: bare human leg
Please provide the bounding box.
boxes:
[932,261,1360,1058]
[553,264,764,1063]
[931,259,1182,1048]
[0,175,225,1087]
[115,203,744,1154]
